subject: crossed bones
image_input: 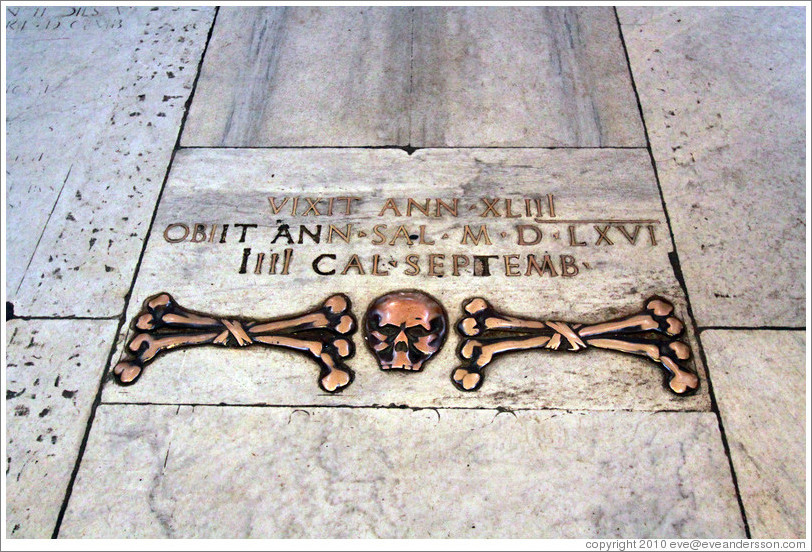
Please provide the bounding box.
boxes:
[451,296,699,395]
[113,292,698,396]
[113,293,357,393]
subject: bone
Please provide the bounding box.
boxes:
[134,293,221,331]
[451,334,555,391]
[458,298,548,337]
[578,297,684,338]
[585,337,698,394]
[133,293,354,338]
[452,295,698,395]
[114,292,357,393]
[249,294,354,336]
[250,312,329,335]
[128,331,221,364]
[460,335,552,369]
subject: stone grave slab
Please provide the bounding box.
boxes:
[6,319,119,538]
[59,405,744,538]
[102,148,709,411]
[702,330,806,539]
[6,6,215,316]
[181,7,411,147]
[618,7,805,327]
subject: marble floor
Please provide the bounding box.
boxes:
[4,6,807,540]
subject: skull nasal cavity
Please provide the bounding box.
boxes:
[394,329,409,350]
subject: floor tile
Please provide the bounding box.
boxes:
[6,6,214,316]
[411,7,645,147]
[618,7,805,326]
[702,330,806,538]
[59,406,744,538]
[101,148,709,411]
[5,319,120,538]
[180,7,411,147]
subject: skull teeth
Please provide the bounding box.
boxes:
[381,364,422,371]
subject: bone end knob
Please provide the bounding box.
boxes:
[135,312,155,331]
[324,294,349,314]
[459,317,480,337]
[321,369,351,393]
[336,315,355,335]
[113,360,142,383]
[665,317,684,336]
[452,368,482,391]
[646,298,674,317]
[668,367,699,395]
[464,298,489,315]
[147,293,173,310]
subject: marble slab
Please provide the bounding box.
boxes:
[59,406,744,538]
[618,7,805,326]
[182,7,644,148]
[101,148,709,411]
[410,7,646,147]
[180,7,411,147]
[6,6,215,316]
[5,319,120,538]
[702,330,806,539]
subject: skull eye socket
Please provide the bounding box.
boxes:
[368,314,400,337]
[377,324,401,337]
[404,325,432,338]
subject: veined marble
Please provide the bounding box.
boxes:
[181,7,411,147]
[182,7,645,148]
[411,7,645,147]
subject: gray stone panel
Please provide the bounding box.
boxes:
[60,406,745,538]
[6,319,119,538]
[703,330,806,539]
[6,6,215,317]
[619,7,805,326]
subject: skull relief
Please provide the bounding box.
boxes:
[365,290,448,371]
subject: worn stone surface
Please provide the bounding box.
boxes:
[6,6,215,316]
[5,319,119,538]
[60,406,744,538]
[618,7,805,326]
[411,7,646,147]
[181,7,411,147]
[101,148,709,411]
[702,330,806,539]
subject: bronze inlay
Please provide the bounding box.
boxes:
[451,296,699,395]
[364,290,448,372]
[113,293,357,393]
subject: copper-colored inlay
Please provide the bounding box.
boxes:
[451,295,698,395]
[113,292,357,393]
[364,290,448,372]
